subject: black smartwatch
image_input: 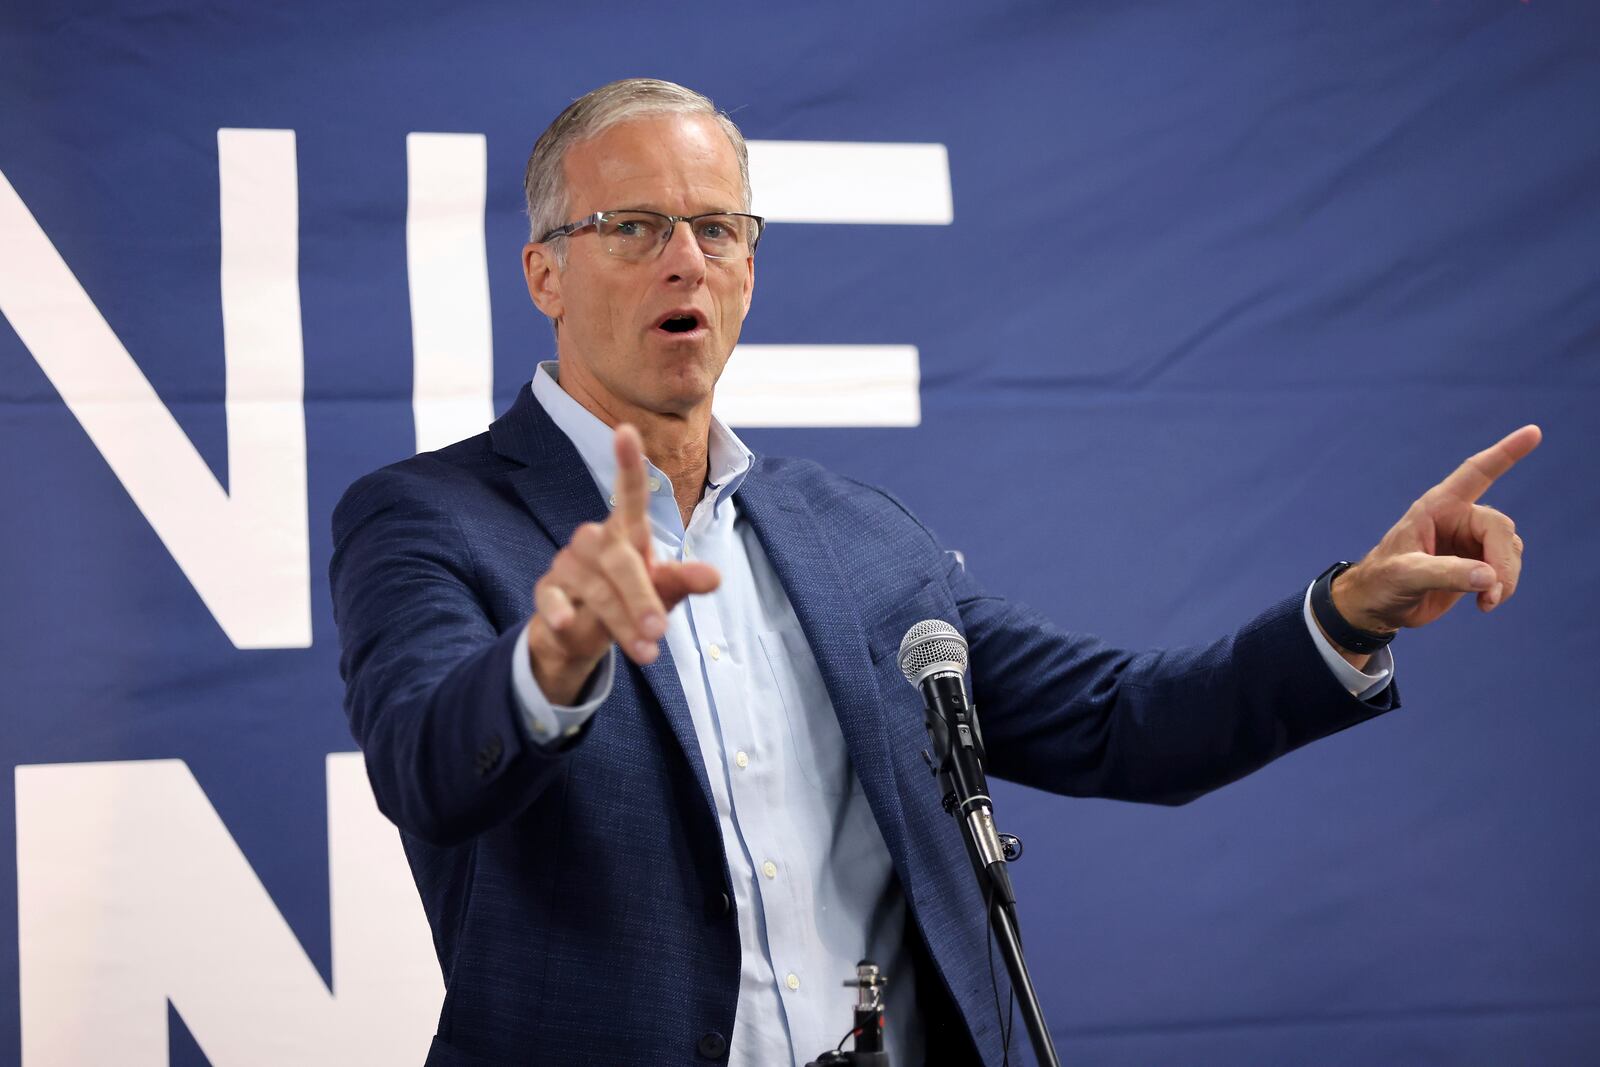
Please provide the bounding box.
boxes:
[1310,561,1396,655]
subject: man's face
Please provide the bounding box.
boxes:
[523,113,755,424]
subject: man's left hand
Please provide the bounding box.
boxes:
[1332,425,1542,638]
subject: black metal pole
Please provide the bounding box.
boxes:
[918,681,1061,1067]
[986,898,1060,1067]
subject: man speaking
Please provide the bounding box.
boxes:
[329,78,1537,1066]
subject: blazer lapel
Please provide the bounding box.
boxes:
[489,386,718,818]
[735,464,914,886]
[490,385,605,551]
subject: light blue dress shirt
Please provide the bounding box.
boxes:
[513,362,922,1067]
[510,361,1394,1065]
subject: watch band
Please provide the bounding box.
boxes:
[1311,561,1396,655]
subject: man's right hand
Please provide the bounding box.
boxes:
[527,424,721,705]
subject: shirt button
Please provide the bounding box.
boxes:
[735,750,749,769]
[607,494,617,508]
[762,860,777,879]
[708,643,722,661]
[785,973,800,991]
[648,476,662,492]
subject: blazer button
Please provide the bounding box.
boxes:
[474,735,504,777]
[703,891,732,920]
[696,1031,727,1059]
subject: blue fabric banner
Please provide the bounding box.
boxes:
[2,1,1596,1062]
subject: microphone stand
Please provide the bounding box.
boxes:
[920,673,1062,1067]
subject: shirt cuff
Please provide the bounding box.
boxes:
[1302,583,1394,701]
[511,620,615,746]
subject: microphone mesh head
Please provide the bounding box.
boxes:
[897,619,969,686]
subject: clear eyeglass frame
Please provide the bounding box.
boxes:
[539,209,765,261]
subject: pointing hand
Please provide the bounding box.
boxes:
[1330,425,1540,643]
[527,424,720,704]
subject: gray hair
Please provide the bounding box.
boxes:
[523,78,752,262]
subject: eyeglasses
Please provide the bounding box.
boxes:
[539,210,765,261]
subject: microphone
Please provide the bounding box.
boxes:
[897,623,1059,1067]
[897,620,1014,907]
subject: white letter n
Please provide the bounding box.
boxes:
[15,754,442,1065]
[0,129,309,649]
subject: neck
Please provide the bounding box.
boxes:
[556,366,710,527]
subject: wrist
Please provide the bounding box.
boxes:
[1310,602,1374,670]
[1313,561,1398,656]
[527,628,605,707]
[1329,562,1399,635]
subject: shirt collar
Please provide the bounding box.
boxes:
[530,361,753,523]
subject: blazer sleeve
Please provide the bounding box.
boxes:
[939,534,1400,806]
[329,466,576,846]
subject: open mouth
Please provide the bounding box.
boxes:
[655,311,705,335]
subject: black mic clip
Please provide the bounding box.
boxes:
[805,960,891,1067]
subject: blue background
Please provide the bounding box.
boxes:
[2,0,1597,1062]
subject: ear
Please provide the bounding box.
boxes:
[523,242,564,322]
[740,254,755,318]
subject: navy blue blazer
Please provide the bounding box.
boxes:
[329,384,1397,1066]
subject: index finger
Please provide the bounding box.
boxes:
[1434,424,1542,503]
[611,423,653,558]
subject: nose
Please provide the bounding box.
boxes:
[658,219,707,284]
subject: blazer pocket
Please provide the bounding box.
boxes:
[866,578,963,668]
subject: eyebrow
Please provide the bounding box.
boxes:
[615,206,742,216]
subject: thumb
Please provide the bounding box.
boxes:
[653,560,721,608]
[1390,552,1496,596]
